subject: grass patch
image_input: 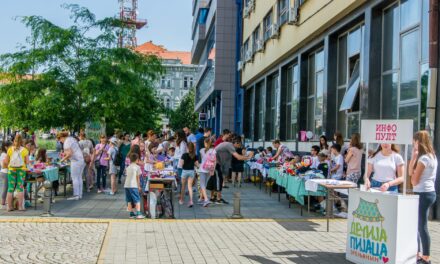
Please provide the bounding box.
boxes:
[37,138,57,151]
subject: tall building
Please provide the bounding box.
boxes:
[240,0,433,151]
[136,41,198,112]
[191,0,241,135]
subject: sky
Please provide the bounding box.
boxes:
[0,0,193,54]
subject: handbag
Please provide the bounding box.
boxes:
[95,143,107,168]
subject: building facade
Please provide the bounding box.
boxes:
[192,0,242,135]
[241,0,432,149]
[137,41,198,111]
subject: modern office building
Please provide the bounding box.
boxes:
[136,41,198,111]
[240,0,433,149]
[191,0,241,135]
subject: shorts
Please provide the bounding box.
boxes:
[8,169,26,193]
[181,170,195,179]
[109,163,119,175]
[346,172,361,184]
[125,188,140,205]
[199,172,210,189]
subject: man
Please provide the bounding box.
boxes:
[183,127,197,144]
[196,127,211,159]
[213,134,253,204]
[214,129,231,147]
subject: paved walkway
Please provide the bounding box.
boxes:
[0,181,311,219]
[0,219,438,264]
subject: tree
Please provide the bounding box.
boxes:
[169,89,198,131]
[0,4,163,132]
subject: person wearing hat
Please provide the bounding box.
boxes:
[107,137,120,195]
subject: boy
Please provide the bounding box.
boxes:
[310,145,320,169]
[317,152,329,178]
[330,144,344,180]
[125,153,145,219]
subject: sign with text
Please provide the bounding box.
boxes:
[361,120,413,145]
[346,189,418,264]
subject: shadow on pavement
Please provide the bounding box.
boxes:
[275,220,321,232]
[243,250,349,264]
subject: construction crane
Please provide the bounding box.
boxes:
[118,0,147,48]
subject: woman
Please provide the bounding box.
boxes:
[107,138,119,195]
[364,144,404,192]
[79,132,95,192]
[319,136,329,152]
[409,131,437,264]
[95,135,109,193]
[174,131,188,180]
[3,134,29,211]
[0,141,12,209]
[179,142,198,207]
[345,133,363,183]
[58,131,86,200]
[272,139,290,162]
[198,138,216,207]
[334,132,348,155]
[118,133,131,184]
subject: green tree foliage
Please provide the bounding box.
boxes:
[169,89,198,131]
[0,4,163,132]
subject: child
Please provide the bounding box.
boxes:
[35,148,48,163]
[0,142,12,209]
[231,139,245,187]
[310,145,320,169]
[317,152,329,178]
[330,144,344,180]
[124,153,145,219]
[179,142,198,207]
[107,138,119,195]
[199,138,216,207]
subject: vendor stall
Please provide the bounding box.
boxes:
[346,119,419,264]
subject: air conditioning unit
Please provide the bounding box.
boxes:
[245,50,253,62]
[288,6,300,25]
[269,24,279,39]
[243,5,249,18]
[255,39,264,52]
[237,61,243,71]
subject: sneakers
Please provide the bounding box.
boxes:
[129,212,136,218]
[417,259,431,264]
[202,201,211,207]
[136,213,145,219]
[97,189,103,194]
[179,200,184,205]
[67,196,80,201]
[215,199,229,205]
[109,191,115,195]
[188,202,193,208]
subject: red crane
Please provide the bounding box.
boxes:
[118,0,147,48]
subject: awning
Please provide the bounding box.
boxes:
[339,61,360,111]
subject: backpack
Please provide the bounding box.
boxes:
[10,147,24,168]
[202,149,216,172]
[113,147,124,166]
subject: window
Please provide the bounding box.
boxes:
[243,38,250,61]
[183,77,193,89]
[161,76,166,88]
[263,11,273,41]
[167,79,171,88]
[266,74,278,140]
[165,98,171,109]
[254,82,264,140]
[189,77,193,88]
[184,77,188,88]
[244,88,253,139]
[336,25,363,137]
[381,0,426,132]
[252,26,260,52]
[283,64,299,140]
[278,0,289,25]
[307,49,324,138]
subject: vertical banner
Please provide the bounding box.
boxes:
[85,120,106,143]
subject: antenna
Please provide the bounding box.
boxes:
[118,0,147,48]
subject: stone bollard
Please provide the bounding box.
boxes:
[41,180,54,217]
[231,192,243,219]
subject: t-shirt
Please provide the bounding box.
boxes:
[317,162,329,178]
[413,154,437,193]
[368,151,404,183]
[125,163,141,188]
[214,137,223,147]
[187,133,197,144]
[346,147,362,175]
[95,143,109,166]
[64,137,84,163]
[8,146,29,170]
[174,141,188,168]
[181,153,196,170]
[331,154,344,180]
[79,139,93,156]
[120,142,131,157]
[215,142,236,171]
[108,147,118,164]
[231,147,245,166]
[0,152,8,173]
[311,156,319,169]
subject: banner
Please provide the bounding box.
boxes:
[85,120,106,142]
[361,120,413,144]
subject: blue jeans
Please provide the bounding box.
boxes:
[371,179,398,193]
[97,165,107,189]
[415,192,436,256]
[118,158,126,181]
